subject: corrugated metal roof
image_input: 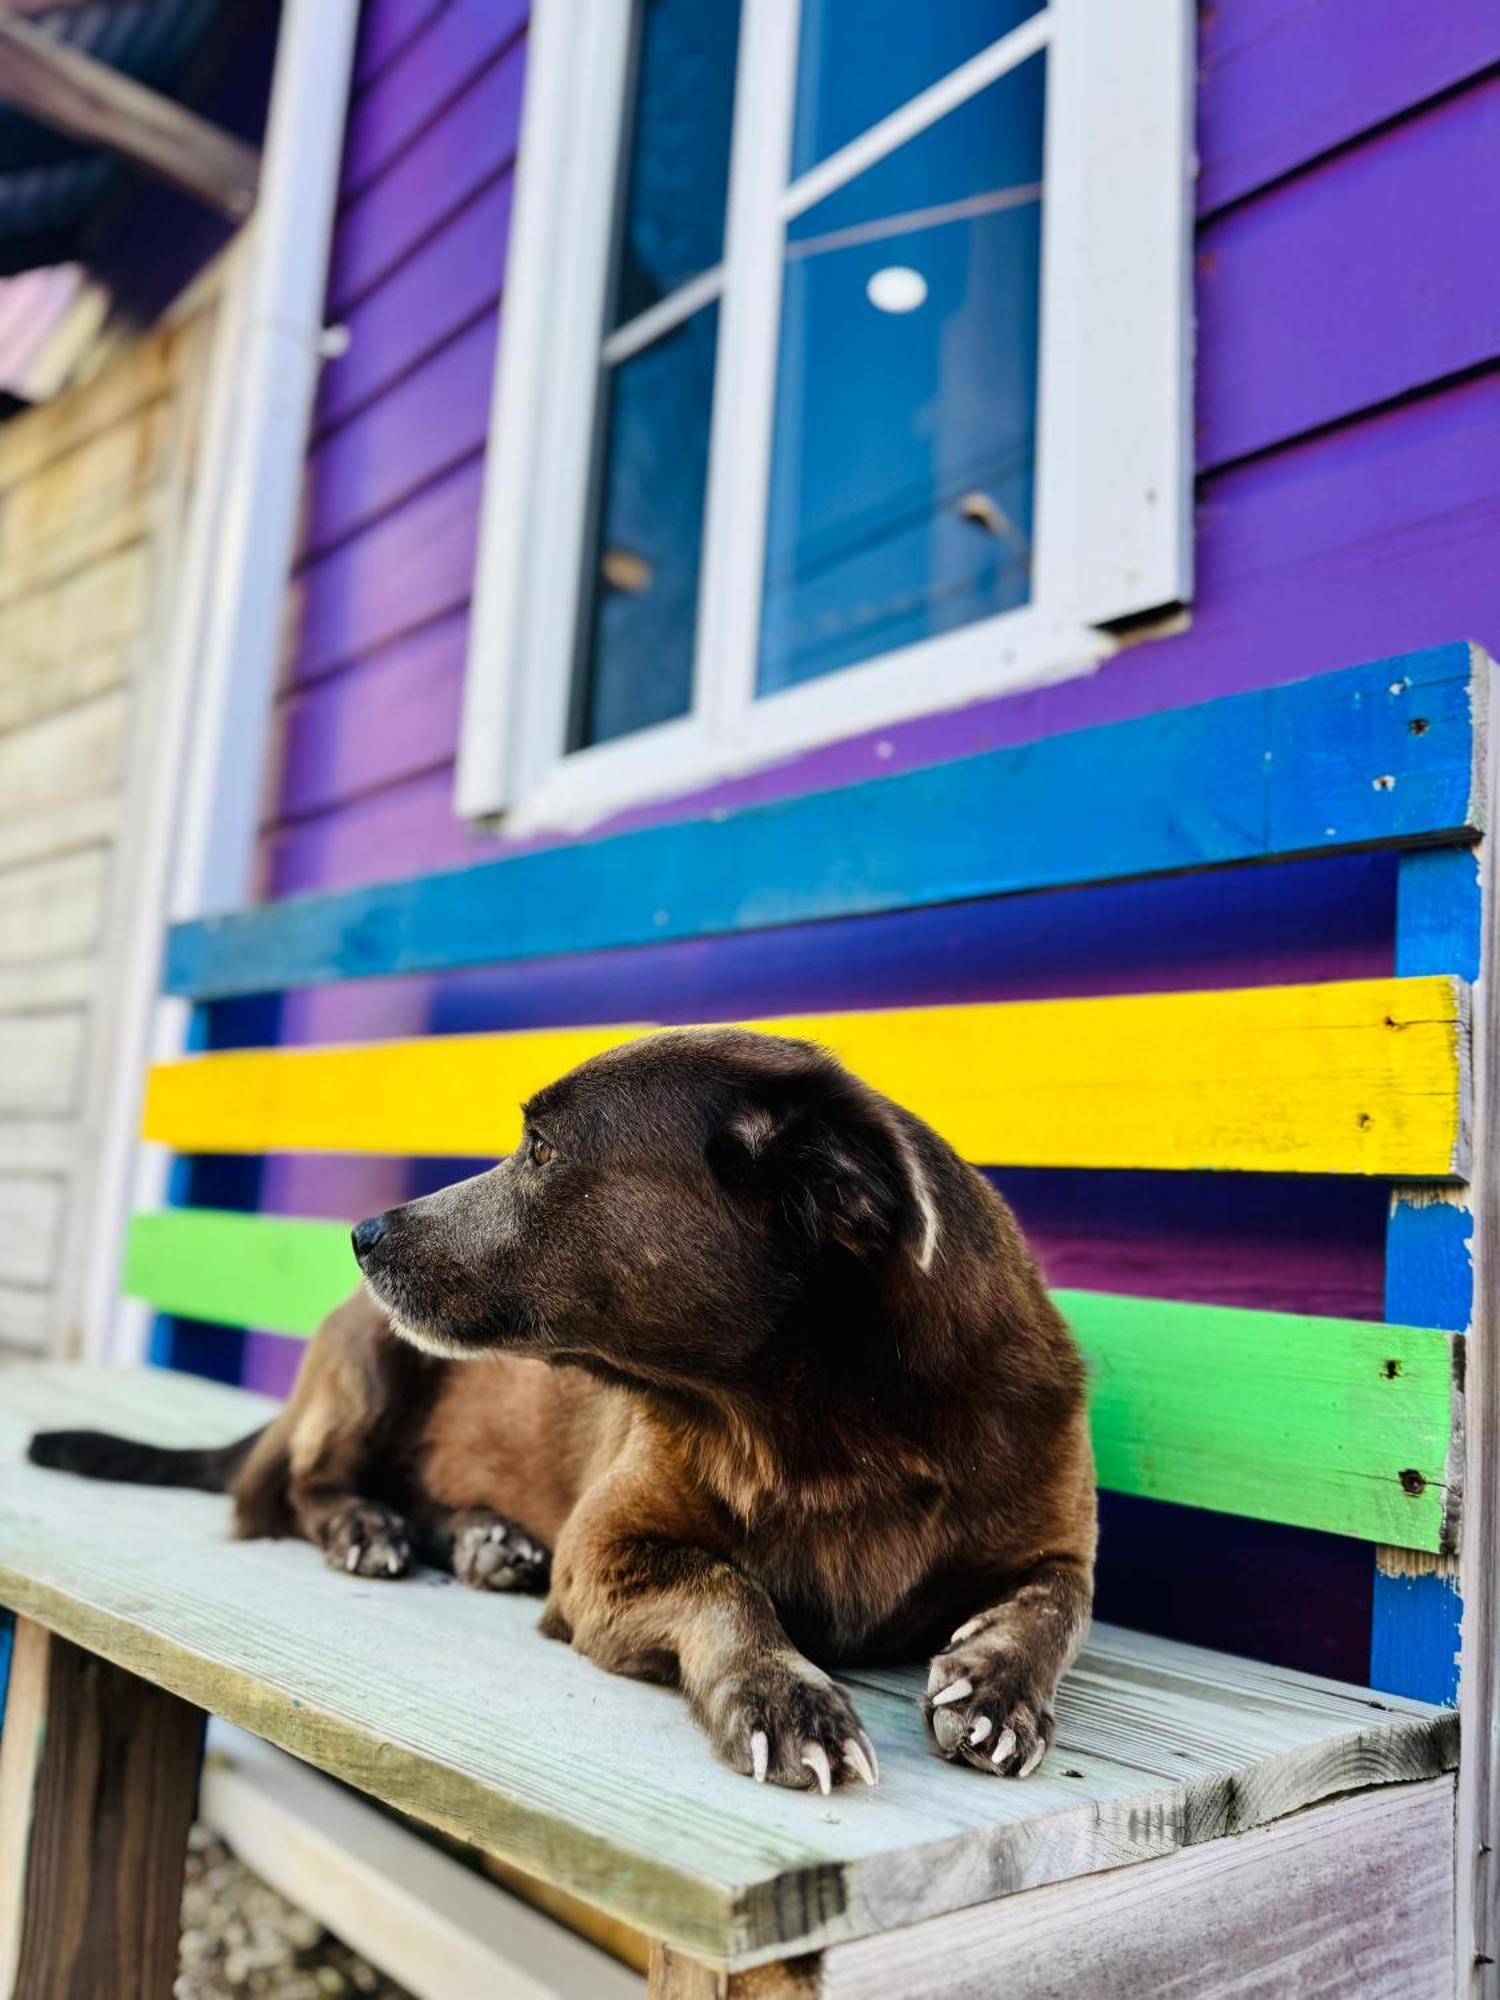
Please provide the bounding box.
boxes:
[0,0,250,277]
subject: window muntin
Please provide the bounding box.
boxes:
[790,0,1043,174]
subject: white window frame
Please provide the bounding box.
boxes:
[458,0,1194,831]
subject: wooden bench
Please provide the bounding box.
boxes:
[2,641,1494,1995]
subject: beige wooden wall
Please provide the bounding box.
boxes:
[0,299,219,1357]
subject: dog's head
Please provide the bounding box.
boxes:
[352,1027,942,1386]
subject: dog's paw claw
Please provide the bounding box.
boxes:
[715,1663,877,1793]
[451,1513,550,1593]
[925,1646,1056,1779]
[323,1501,412,1581]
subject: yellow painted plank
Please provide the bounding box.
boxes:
[142,976,1469,1176]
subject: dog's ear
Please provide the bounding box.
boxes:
[707,1060,938,1268]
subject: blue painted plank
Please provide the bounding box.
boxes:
[1370,1570,1462,1706]
[0,1609,11,1737]
[168,646,1479,1000]
[1372,841,1477,1703]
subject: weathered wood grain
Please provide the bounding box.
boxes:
[649,1944,818,1998]
[0,1615,204,2000]
[813,1776,1455,1999]
[171,648,1480,997]
[0,1367,1459,1969]
[118,1209,1459,1548]
[141,975,1471,1178]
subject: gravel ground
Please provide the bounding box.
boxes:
[176,1824,414,2000]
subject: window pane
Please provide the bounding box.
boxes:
[610,0,742,329]
[573,305,718,749]
[792,0,1042,176]
[759,55,1045,697]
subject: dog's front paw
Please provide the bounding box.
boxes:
[450,1511,550,1592]
[924,1624,1056,1777]
[706,1655,879,1793]
[322,1499,412,1579]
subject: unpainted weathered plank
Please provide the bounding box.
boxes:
[118,1210,1460,1549]
[0,796,116,875]
[814,1776,1455,1999]
[141,975,1470,1178]
[0,1174,64,1289]
[0,1367,1459,1969]
[0,1615,203,2000]
[0,1011,82,1117]
[0,693,128,828]
[0,849,107,966]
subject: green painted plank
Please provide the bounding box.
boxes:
[1058,1289,1456,1553]
[125,1212,1457,1551]
[124,1208,359,1337]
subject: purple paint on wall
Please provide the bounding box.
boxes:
[1197,0,1500,215]
[1197,77,1500,469]
[341,0,526,203]
[316,172,511,436]
[301,312,498,559]
[326,37,525,316]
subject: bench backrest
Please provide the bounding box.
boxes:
[127,641,1489,1707]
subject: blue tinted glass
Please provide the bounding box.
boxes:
[611,0,742,328]
[759,56,1044,696]
[792,0,1042,175]
[574,305,718,748]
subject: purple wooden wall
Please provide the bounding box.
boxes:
[236,0,1500,1675]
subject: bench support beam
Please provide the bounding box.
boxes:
[0,1617,203,2000]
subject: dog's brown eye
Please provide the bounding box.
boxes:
[531,1139,555,1166]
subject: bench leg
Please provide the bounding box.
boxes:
[0,1617,203,2000]
[648,1941,820,1997]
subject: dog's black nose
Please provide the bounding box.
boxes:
[351,1214,388,1263]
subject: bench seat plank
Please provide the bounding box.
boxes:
[141,974,1470,1177]
[118,1215,1461,1551]
[0,1366,1458,1970]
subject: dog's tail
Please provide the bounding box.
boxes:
[26,1425,265,1493]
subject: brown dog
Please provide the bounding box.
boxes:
[30,1028,1096,1791]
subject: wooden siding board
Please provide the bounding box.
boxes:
[340,0,527,203]
[314,174,510,437]
[287,457,482,686]
[200,650,1472,996]
[1197,76,1500,470]
[119,1211,1455,1548]
[352,0,449,94]
[1198,0,1500,214]
[326,37,525,317]
[300,313,497,559]
[271,613,466,823]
